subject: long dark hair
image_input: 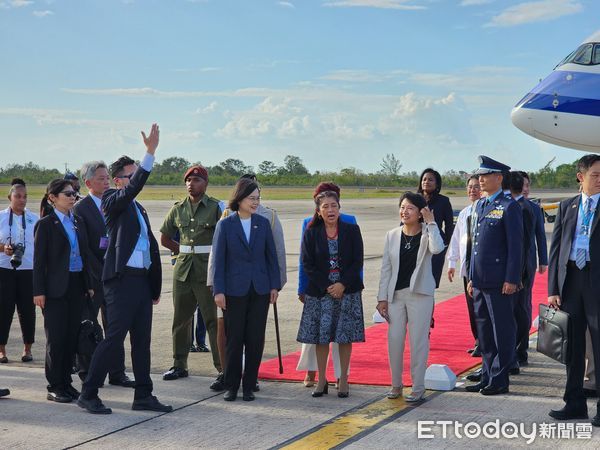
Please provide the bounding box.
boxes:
[308,190,340,229]
[40,179,73,217]
[417,168,442,196]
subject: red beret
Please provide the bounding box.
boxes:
[184,165,208,183]
[313,182,340,199]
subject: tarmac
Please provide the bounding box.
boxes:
[2,192,599,449]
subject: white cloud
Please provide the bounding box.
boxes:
[322,0,426,10]
[33,9,53,17]
[584,29,600,43]
[195,101,218,114]
[320,69,400,83]
[10,0,33,7]
[486,0,582,27]
[278,1,295,8]
[460,0,494,5]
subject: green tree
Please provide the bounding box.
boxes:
[219,158,253,176]
[281,155,309,175]
[258,160,278,175]
[379,153,402,177]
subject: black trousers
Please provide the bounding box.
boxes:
[223,286,270,392]
[561,264,600,410]
[0,268,35,345]
[82,272,153,400]
[462,277,477,343]
[514,274,535,364]
[43,272,85,392]
[431,248,447,289]
[78,278,126,381]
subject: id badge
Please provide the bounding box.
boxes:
[99,236,109,250]
[576,234,589,250]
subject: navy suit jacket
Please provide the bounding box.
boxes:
[469,193,523,289]
[212,212,281,297]
[528,200,548,272]
[101,165,162,300]
[73,195,106,283]
[548,195,600,298]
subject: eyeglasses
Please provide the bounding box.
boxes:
[59,191,78,198]
[116,173,133,180]
[247,196,261,203]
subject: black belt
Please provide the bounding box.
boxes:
[123,267,149,276]
[567,260,590,271]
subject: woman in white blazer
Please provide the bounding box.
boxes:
[376,192,445,402]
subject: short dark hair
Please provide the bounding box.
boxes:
[109,155,136,178]
[501,171,511,190]
[518,170,530,181]
[417,168,442,195]
[399,191,427,215]
[577,154,600,174]
[228,178,259,212]
[240,173,257,182]
[466,174,479,185]
[509,171,524,194]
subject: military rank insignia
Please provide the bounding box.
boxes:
[485,204,504,219]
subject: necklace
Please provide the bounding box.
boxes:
[326,225,338,240]
[402,232,417,250]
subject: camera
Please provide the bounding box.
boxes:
[10,243,25,269]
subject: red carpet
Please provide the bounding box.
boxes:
[259,274,548,386]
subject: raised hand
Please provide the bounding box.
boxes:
[141,123,160,155]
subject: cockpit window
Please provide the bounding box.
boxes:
[558,43,600,66]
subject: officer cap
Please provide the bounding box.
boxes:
[184,165,208,183]
[474,155,511,175]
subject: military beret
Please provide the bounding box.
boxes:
[184,165,208,182]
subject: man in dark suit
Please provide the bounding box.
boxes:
[78,124,172,414]
[465,155,523,396]
[74,160,134,388]
[548,154,600,425]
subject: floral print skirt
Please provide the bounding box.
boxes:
[297,291,365,344]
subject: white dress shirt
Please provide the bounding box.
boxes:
[447,203,474,279]
[569,192,600,261]
[0,208,38,270]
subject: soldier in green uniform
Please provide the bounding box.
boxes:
[160,165,224,390]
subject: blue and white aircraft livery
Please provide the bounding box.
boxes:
[511,31,600,152]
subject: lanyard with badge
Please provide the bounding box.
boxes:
[577,197,594,252]
[97,201,109,250]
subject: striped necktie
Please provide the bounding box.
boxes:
[575,198,593,269]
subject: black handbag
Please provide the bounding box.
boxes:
[77,297,104,371]
[537,304,571,364]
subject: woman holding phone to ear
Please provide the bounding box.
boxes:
[376,192,444,403]
[33,179,94,404]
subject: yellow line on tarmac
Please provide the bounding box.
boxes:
[279,390,433,450]
[278,365,482,450]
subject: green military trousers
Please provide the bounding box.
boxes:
[172,276,221,372]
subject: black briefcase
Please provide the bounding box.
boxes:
[537,304,571,364]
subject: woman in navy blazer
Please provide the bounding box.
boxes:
[33,179,93,404]
[212,178,280,402]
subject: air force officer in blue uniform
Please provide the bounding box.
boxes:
[465,156,523,395]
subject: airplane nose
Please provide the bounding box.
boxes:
[511,106,533,135]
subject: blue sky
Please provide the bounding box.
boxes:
[0,0,598,175]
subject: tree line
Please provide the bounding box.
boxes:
[0,154,581,190]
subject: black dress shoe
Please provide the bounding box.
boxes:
[190,345,199,353]
[584,388,598,398]
[109,374,136,388]
[591,414,600,427]
[0,356,7,363]
[549,406,588,420]
[47,391,72,403]
[77,395,112,414]
[223,390,237,401]
[132,395,173,412]
[242,390,255,401]
[0,388,10,397]
[481,385,509,396]
[466,369,482,382]
[162,367,189,381]
[65,385,81,400]
[197,344,210,353]
[252,382,260,392]
[21,353,33,362]
[509,367,520,375]
[465,382,487,392]
[518,359,529,366]
[312,383,329,397]
[210,373,225,391]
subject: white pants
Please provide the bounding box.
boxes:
[296,343,349,379]
[387,288,433,394]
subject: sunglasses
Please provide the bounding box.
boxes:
[59,191,78,198]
